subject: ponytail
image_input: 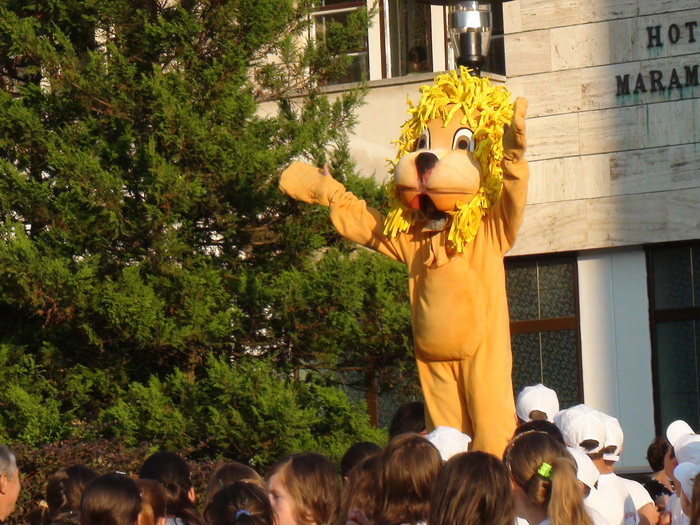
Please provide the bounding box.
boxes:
[505,431,593,525]
[548,456,593,525]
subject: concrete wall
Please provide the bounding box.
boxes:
[578,249,655,468]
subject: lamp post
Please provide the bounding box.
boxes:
[418,0,512,73]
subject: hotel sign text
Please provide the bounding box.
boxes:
[616,21,699,96]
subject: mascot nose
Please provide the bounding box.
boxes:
[415,152,439,182]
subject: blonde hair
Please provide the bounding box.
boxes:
[267,452,340,525]
[504,431,593,525]
[384,67,513,251]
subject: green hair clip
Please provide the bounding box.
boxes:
[537,462,553,480]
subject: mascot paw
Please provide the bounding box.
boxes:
[503,97,528,163]
[279,161,340,207]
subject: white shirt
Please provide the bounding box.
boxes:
[669,493,690,525]
[585,473,638,525]
[586,504,613,525]
[620,477,654,509]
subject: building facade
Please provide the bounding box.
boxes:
[325,0,700,468]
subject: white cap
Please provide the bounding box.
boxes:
[516,384,560,423]
[568,447,599,490]
[667,420,694,448]
[600,412,624,462]
[674,462,700,500]
[427,426,472,461]
[666,420,700,464]
[554,404,607,453]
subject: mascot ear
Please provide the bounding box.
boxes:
[503,97,528,163]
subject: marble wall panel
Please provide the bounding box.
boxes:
[509,200,588,255]
[505,30,552,77]
[610,144,700,196]
[667,187,700,239]
[527,155,611,205]
[578,105,642,155]
[526,113,581,160]
[518,0,638,32]
[584,193,668,247]
[505,69,583,117]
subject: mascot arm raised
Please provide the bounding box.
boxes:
[494,97,530,254]
[279,161,404,262]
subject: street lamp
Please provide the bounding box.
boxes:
[418,1,512,73]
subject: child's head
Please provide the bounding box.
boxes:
[266,452,340,525]
[44,465,98,523]
[139,450,203,525]
[504,431,592,525]
[337,455,380,525]
[428,451,514,525]
[134,479,167,525]
[376,433,442,525]
[339,442,381,481]
[388,402,426,439]
[80,472,141,525]
[205,481,274,525]
[204,461,264,509]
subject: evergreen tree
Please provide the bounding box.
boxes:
[0,0,415,452]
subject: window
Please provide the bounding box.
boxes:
[384,0,432,77]
[312,1,507,84]
[647,242,700,433]
[505,255,583,408]
[482,1,505,76]
[313,1,370,84]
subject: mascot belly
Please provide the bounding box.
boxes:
[280,68,529,456]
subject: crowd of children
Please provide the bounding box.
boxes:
[3,383,700,525]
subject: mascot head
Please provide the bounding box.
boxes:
[383,67,513,252]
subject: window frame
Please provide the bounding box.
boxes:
[646,241,700,435]
[505,252,584,408]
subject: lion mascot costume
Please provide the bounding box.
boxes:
[280,67,529,455]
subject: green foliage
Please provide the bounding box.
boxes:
[99,354,385,467]
[0,0,412,493]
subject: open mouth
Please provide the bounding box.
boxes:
[418,195,448,225]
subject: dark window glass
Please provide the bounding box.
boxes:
[482,2,505,75]
[648,243,700,433]
[506,255,582,409]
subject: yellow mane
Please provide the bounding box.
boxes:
[383,67,513,252]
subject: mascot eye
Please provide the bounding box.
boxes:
[415,129,430,151]
[453,128,474,152]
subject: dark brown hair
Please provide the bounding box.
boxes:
[504,431,593,525]
[646,436,670,473]
[139,451,204,525]
[37,465,99,525]
[337,455,380,525]
[80,473,141,525]
[134,479,166,525]
[388,402,426,439]
[516,420,565,444]
[203,461,264,509]
[340,442,381,479]
[375,433,442,525]
[428,451,514,525]
[267,452,340,525]
[205,481,274,525]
